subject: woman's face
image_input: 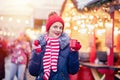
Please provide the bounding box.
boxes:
[48,22,63,38]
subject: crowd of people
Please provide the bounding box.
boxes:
[0,33,32,80]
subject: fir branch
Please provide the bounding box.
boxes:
[85,0,112,10]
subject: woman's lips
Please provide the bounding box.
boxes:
[54,33,60,36]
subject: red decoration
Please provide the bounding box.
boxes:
[89,32,96,63]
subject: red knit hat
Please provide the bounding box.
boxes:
[46,13,64,32]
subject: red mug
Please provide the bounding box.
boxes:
[70,39,81,50]
[70,39,78,49]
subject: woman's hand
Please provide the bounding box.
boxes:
[70,39,81,51]
[32,40,42,53]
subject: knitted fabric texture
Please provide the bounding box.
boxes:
[46,14,64,32]
[43,36,60,80]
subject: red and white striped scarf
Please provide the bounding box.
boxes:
[43,36,60,80]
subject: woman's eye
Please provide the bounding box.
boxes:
[53,25,63,30]
[59,26,63,30]
[53,26,58,28]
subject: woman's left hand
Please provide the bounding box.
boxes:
[70,40,81,51]
[71,42,81,51]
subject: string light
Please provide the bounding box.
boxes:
[25,20,29,24]
[8,17,13,22]
[0,16,4,20]
[17,19,21,23]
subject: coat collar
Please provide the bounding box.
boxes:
[38,33,70,49]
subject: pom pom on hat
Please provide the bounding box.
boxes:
[46,12,64,32]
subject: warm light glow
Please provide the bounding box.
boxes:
[0,31,2,35]
[78,29,87,34]
[76,21,81,25]
[11,32,15,37]
[26,28,41,40]
[41,25,46,33]
[96,29,105,36]
[81,15,87,19]
[65,22,70,27]
[25,20,29,24]
[64,17,71,22]
[65,29,71,35]
[17,19,21,23]
[8,17,13,22]
[3,31,7,35]
[89,15,94,20]
[118,30,120,34]
[0,16,4,20]
[98,21,103,27]
[81,23,86,28]
[73,16,79,20]
[87,24,94,30]
[67,2,74,8]
[73,26,78,30]
[114,27,119,35]
[105,22,112,28]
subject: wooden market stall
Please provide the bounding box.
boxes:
[61,0,120,80]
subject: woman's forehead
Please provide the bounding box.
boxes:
[52,22,63,26]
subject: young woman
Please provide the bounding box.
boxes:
[28,12,81,80]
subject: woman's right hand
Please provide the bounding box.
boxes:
[32,40,42,53]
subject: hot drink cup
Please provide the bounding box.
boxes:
[70,39,77,49]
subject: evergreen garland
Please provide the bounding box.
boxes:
[72,0,120,13]
[109,4,120,13]
[85,0,112,10]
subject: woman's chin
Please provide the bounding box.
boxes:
[53,35,60,38]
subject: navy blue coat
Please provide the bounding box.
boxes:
[28,33,79,80]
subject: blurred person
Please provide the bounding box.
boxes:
[94,38,107,64]
[28,11,81,80]
[0,38,8,80]
[8,33,31,80]
[22,34,32,80]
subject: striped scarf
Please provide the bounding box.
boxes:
[43,36,60,80]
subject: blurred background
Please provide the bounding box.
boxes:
[0,0,120,80]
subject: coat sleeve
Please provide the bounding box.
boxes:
[68,51,79,74]
[28,50,42,76]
